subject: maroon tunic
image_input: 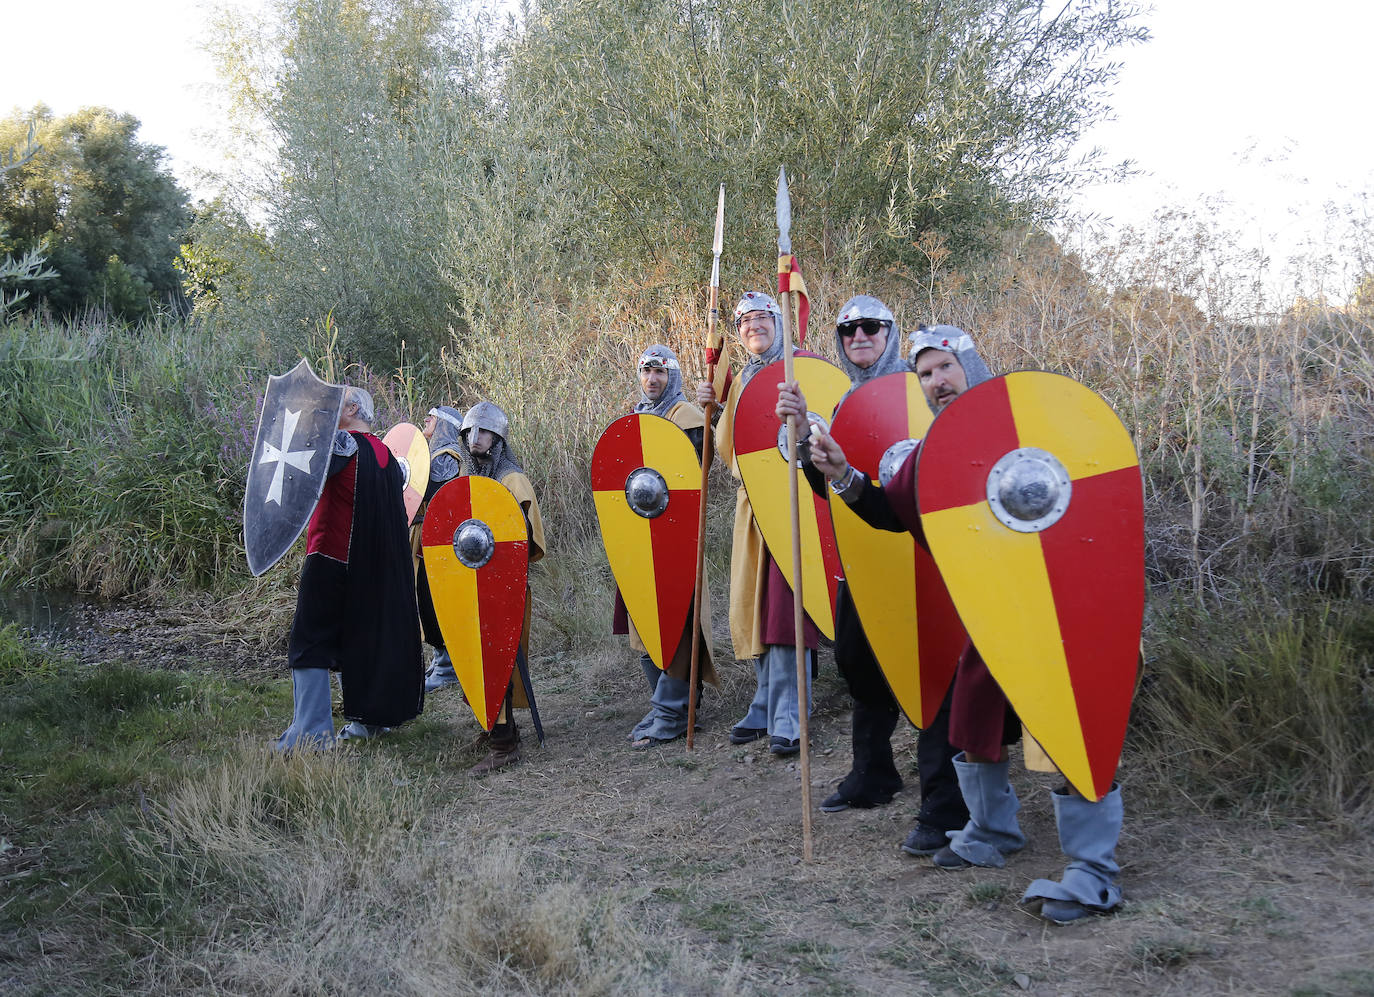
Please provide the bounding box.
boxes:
[758,552,820,648]
[877,448,1018,758]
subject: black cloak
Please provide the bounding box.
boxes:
[288,432,424,727]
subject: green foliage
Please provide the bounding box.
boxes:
[0,313,262,595]
[1,122,54,316]
[1135,597,1374,822]
[198,0,479,370]
[0,243,55,316]
[0,105,191,322]
[0,622,58,684]
[510,0,1147,277]
[195,0,1144,373]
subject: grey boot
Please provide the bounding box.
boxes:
[938,753,1027,869]
[628,654,664,741]
[630,671,691,745]
[425,646,459,692]
[1022,785,1124,922]
[639,653,662,694]
[272,668,335,751]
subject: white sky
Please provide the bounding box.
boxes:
[6,1,1373,299]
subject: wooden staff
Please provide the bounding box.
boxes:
[687,184,725,750]
[776,166,813,861]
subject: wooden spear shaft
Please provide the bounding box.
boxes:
[687,184,725,750]
[776,165,812,861]
[778,275,814,863]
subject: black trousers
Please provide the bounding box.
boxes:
[833,582,967,830]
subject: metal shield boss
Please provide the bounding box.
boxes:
[420,476,529,731]
[591,414,702,670]
[916,372,1144,801]
[381,422,431,525]
[243,358,345,576]
[827,373,965,729]
[733,355,849,639]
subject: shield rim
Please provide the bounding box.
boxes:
[243,358,344,577]
[915,370,1144,800]
[420,475,529,731]
[827,371,963,729]
[732,354,849,640]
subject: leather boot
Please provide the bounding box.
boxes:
[470,721,521,775]
[825,702,902,810]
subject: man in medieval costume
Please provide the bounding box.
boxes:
[695,293,819,758]
[614,344,719,747]
[776,296,967,853]
[808,326,1127,926]
[415,404,470,693]
[462,400,547,774]
[273,385,424,749]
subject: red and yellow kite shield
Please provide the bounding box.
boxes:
[382,422,430,525]
[734,355,849,639]
[828,373,964,729]
[916,372,1144,801]
[421,476,529,731]
[591,414,702,670]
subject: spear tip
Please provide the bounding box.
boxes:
[775,166,792,256]
[712,184,725,256]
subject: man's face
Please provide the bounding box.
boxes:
[468,428,497,456]
[839,320,889,370]
[337,401,359,429]
[639,364,669,400]
[422,414,437,440]
[737,310,776,356]
[914,349,968,411]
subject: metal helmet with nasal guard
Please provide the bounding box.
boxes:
[461,401,510,442]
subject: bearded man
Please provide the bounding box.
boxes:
[461,401,547,774]
[808,326,1127,926]
[614,344,719,747]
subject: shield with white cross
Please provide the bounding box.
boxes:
[243,358,345,576]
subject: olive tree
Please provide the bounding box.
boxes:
[198,0,479,368]
[506,0,1147,279]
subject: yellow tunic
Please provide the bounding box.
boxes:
[714,376,772,660]
[500,470,546,564]
[624,400,717,686]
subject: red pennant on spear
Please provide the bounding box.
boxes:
[778,248,810,347]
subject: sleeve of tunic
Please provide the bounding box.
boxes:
[501,471,547,563]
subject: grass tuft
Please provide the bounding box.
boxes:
[1134,597,1374,823]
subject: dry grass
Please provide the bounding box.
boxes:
[5,620,1374,996]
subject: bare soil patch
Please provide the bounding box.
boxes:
[20,600,1374,996]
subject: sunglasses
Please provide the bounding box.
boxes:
[838,320,889,339]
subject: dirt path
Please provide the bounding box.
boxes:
[24,601,1374,996]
